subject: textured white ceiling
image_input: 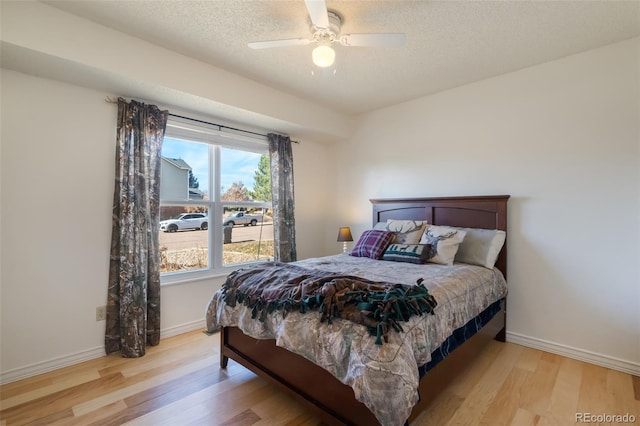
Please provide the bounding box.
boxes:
[44,0,640,115]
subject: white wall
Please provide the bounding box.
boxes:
[0,69,332,382]
[292,140,332,259]
[1,70,116,378]
[329,37,640,373]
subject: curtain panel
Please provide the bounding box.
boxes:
[105,98,168,357]
[268,134,297,263]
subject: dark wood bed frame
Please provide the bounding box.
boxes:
[220,195,510,425]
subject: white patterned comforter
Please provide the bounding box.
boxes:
[206,254,507,425]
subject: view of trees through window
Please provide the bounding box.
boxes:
[159,129,273,277]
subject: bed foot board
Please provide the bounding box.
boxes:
[219,326,378,425]
[218,302,506,426]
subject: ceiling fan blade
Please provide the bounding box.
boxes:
[339,33,406,47]
[304,0,329,28]
[248,38,313,49]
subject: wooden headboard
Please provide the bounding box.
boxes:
[370,195,510,277]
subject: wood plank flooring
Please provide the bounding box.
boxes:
[1,330,638,425]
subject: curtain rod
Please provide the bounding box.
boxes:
[104,97,299,143]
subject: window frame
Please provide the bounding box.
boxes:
[160,117,272,285]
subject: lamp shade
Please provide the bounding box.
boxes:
[312,45,335,68]
[337,227,353,242]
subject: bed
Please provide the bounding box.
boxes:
[206,195,510,425]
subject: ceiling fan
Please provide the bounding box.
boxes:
[248,0,406,68]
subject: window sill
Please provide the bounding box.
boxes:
[160,267,239,287]
[160,260,272,287]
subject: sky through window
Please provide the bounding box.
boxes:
[162,137,264,196]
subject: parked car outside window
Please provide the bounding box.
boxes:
[160,213,208,232]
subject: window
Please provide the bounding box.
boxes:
[159,117,273,283]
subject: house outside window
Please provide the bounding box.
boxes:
[159,117,273,283]
[160,157,192,200]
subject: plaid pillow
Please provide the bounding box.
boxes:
[350,230,395,259]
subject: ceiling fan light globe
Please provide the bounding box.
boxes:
[312,45,335,67]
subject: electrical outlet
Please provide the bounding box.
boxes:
[96,306,107,321]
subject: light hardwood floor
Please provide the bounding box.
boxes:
[1,330,638,425]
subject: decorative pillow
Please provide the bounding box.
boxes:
[418,225,467,265]
[373,222,387,231]
[453,227,506,269]
[382,243,435,264]
[350,230,395,259]
[382,219,428,244]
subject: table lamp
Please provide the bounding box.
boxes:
[337,227,353,253]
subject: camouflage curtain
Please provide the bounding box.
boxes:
[105,98,168,357]
[268,134,297,262]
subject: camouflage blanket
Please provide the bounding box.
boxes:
[221,262,437,345]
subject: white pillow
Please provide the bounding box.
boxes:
[419,225,467,265]
[453,227,506,269]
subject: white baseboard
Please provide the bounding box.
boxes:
[0,319,206,385]
[507,331,640,376]
[160,319,206,339]
[0,346,106,385]
[4,325,636,385]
